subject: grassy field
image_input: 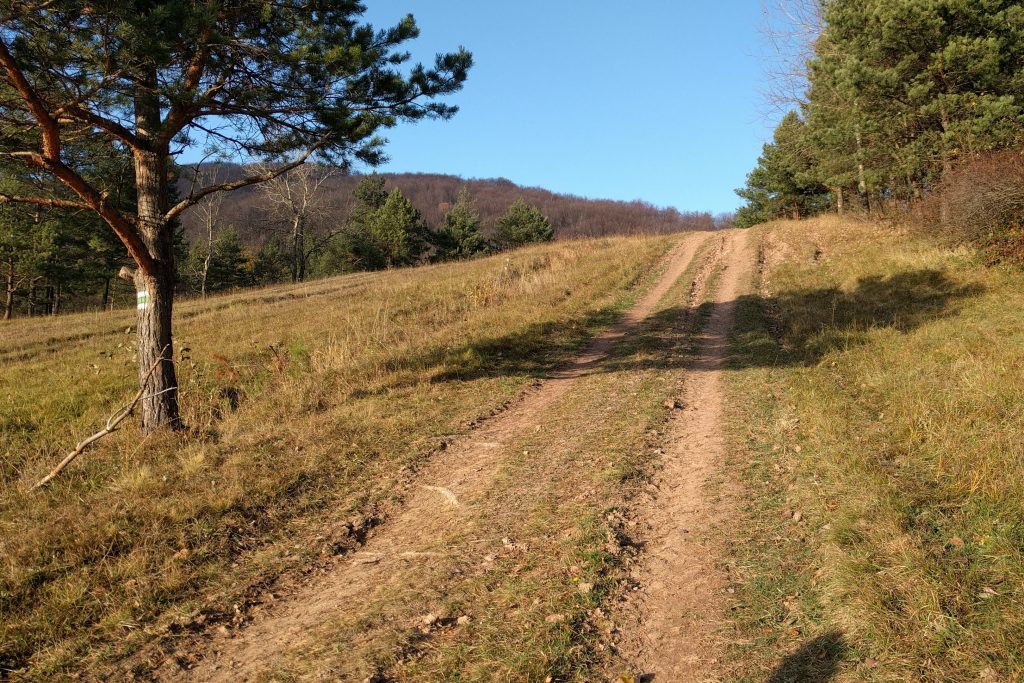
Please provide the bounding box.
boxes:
[723,216,1024,681]
[6,216,1023,681]
[260,238,718,682]
[0,235,676,678]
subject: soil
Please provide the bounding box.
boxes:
[613,229,754,682]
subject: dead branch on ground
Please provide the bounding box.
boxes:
[31,349,169,490]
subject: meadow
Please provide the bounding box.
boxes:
[0,235,673,677]
[724,216,1024,681]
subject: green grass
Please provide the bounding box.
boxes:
[0,235,675,678]
[723,216,1024,681]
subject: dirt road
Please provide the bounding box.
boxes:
[615,229,753,681]
[147,229,754,682]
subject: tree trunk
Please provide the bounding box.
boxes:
[133,77,181,432]
[3,256,15,320]
[854,129,869,212]
[833,187,844,214]
[201,208,213,297]
[27,278,39,316]
[132,260,180,432]
[291,214,302,282]
[52,282,61,316]
[101,276,110,311]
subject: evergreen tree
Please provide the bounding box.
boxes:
[0,1,471,431]
[206,228,249,292]
[740,0,1024,222]
[353,173,390,212]
[493,199,553,250]
[434,187,487,261]
[735,112,831,226]
[251,239,292,286]
[365,189,429,268]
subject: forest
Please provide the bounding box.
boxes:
[736,0,1024,263]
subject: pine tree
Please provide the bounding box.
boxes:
[206,228,249,292]
[0,3,471,431]
[735,112,830,226]
[493,199,553,250]
[434,188,487,261]
[366,189,429,268]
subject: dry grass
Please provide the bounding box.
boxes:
[0,235,674,678]
[327,236,714,682]
[723,215,1024,680]
[221,236,718,682]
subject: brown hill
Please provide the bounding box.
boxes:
[179,167,724,246]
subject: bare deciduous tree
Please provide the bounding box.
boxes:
[255,163,337,283]
[759,0,824,111]
[188,164,227,298]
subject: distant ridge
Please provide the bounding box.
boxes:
[179,166,723,246]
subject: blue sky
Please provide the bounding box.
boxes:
[354,1,784,214]
[184,2,789,215]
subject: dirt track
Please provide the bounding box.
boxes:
[147,229,754,682]
[615,229,753,681]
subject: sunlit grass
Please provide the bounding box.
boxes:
[0,235,674,677]
[724,216,1024,681]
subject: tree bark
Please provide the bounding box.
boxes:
[291,214,304,282]
[132,260,179,431]
[3,255,15,320]
[27,277,39,316]
[855,128,869,212]
[201,214,212,298]
[133,76,181,432]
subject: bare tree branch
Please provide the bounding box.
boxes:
[165,141,324,221]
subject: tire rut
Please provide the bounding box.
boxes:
[615,228,755,682]
[147,232,713,682]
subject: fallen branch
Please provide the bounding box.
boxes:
[32,349,168,490]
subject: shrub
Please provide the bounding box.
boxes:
[922,151,1024,264]
[493,199,553,250]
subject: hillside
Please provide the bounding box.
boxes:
[3,220,1024,680]
[178,167,722,247]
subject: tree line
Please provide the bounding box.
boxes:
[3,166,721,319]
[183,167,724,249]
[177,171,555,299]
[736,0,1024,227]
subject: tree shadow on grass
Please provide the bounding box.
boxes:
[767,631,848,683]
[583,268,983,375]
[351,268,984,399]
[726,268,985,371]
